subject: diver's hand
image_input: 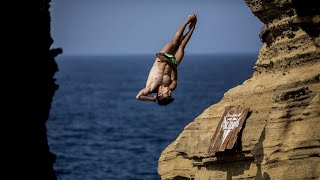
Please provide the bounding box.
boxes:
[153,95,157,102]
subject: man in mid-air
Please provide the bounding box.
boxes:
[136,14,197,106]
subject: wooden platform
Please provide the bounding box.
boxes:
[208,105,250,154]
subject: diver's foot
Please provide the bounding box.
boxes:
[186,14,197,23]
[189,16,197,29]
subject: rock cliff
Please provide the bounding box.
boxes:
[3,0,60,179]
[158,0,320,179]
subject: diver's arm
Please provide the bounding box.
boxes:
[169,69,177,90]
[169,80,177,91]
[136,88,156,102]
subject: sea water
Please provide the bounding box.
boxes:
[47,54,257,180]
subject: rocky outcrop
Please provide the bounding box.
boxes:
[158,0,320,179]
[3,0,61,179]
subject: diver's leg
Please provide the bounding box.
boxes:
[159,14,196,54]
[175,18,197,65]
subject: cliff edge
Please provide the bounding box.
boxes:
[158,0,320,179]
[3,0,61,179]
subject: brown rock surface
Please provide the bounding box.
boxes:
[158,0,320,179]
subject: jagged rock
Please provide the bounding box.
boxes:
[158,0,320,179]
[3,0,60,179]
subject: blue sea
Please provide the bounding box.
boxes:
[47,54,257,180]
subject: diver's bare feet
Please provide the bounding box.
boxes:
[186,14,197,24]
[189,16,197,29]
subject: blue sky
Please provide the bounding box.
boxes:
[50,0,264,55]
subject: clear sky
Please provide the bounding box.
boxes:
[50,0,264,55]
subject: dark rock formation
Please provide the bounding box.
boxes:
[158,0,320,179]
[3,0,61,179]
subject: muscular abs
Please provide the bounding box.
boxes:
[136,59,177,102]
[146,60,176,92]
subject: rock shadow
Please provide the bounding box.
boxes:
[251,126,270,180]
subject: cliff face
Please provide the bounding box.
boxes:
[158,0,320,179]
[4,0,61,179]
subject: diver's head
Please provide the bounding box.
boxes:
[157,85,174,106]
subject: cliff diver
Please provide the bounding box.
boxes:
[136,14,197,106]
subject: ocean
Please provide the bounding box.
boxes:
[47,54,257,180]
